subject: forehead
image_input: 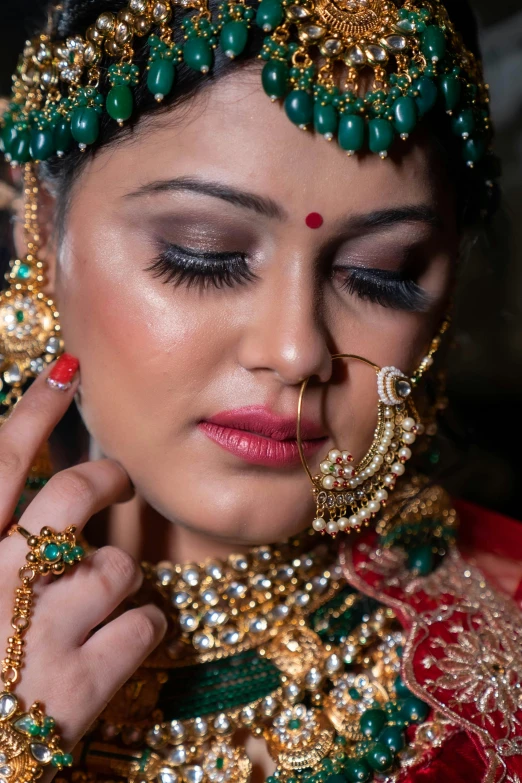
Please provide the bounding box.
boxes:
[83,68,447,219]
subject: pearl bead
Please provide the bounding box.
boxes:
[384,407,394,418]
[368,500,381,514]
[372,455,383,466]
[384,474,396,486]
[378,444,388,454]
[357,507,370,521]
[392,462,405,476]
[348,514,359,527]
[349,478,358,488]
[402,431,416,445]
[328,449,341,462]
[312,517,326,531]
[320,461,331,475]
[326,520,339,535]
[322,475,335,489]
[398,447,412,461]
[338,516,349,530]
[343,467,354,477]
[402,417,415,431]
[376,489,388,501]
[342,451,352,462]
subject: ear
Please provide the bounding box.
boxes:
[11,174,59,297]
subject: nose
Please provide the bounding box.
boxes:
[236,258,332,386]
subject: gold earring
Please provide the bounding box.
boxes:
[0,164,62,423]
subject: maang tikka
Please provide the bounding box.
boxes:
[297,319,450,536]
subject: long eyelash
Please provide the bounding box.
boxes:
[338,267,432,312]
[145,243,257,291]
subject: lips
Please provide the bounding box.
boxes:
[198,405,328,467]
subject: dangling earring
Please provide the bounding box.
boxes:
[0,163,62,423]
[297,320,450,537]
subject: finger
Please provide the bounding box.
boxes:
[0,354,80,531]
[41,545,145,643]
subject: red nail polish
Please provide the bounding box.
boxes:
[47,353,80,391]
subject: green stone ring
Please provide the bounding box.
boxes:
[12,524,85,576]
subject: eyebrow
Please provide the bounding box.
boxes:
[342,205,442,234]
[125,176,287,220]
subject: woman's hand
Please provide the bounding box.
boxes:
[0,356,168,775]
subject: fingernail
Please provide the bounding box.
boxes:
[47,353,80,391]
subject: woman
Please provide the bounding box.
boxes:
[0,0,519,781]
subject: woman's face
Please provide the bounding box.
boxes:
[50,69,458,545]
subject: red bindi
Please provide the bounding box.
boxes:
[305,212,324,229]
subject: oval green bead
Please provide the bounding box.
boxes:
[359,708,387,739]
[414,76,438,116]
[392,96,417,135]
[106,85,133,123]
[147,59,176,99]
[220,20,248,58]
[54,119,73,155]
[1,123,17,155]
[394,675,411,699]
[463,136,486,164]
[452,108,476,138]
[10,131,31,163]
[440,74,462,112]
[366,742,393,772]
[256,0,284,31]
[421,25,446,62]
[344,758,371,782]
[338,114,365,152]
[71,107,100,146]
[368,118,394,155]
[314,103,338,137]
[43,543,61,562]
[262,59,289,99]
[29,128,55,161]
[284,90,313,127]
[402,696,430,723]
[183,38,213,73]
[408,544,434,575]
[379,725,405,754]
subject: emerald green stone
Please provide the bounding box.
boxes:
[29,128,55,162]
[54,119,73,156]
[72,545,85,560]
[408,544,434,575]
[256,0,284,31]
[62,753,73,766]
[392,96,417,136]
[359,708,386,739]
[220,20,248,58]
[60,542,72,554]
[284,90,313,127]
[394,675,411,699]
[0,393,7,405]
[463,136,486,165]
[71,107,100,146]
[16,264,31,280]
[440,75,462,112]
[44,716,55,729]
[43,543,61,563]
[183,38,213,73]
[15,310,24,323]
[10,131,31,164]
[28,722,41,736]
[2,123,17,156]
[368,119,394,155]
[314,103,338,138]
[452,108,475,138]
[262,59,289,99]
[344,758,371,782]
[216,757,225,771]
[147,59,176,99]
[414,77,438,116]
[106,85,134,123]
[63,552,75,564]
[288,718,301,729]
[401,696,429,723]
[338,114,364,153]
[51,753,64,768]
[378,725,405,754]
[365,742,392,772]
[421,25,446,62]
[324,774,346,783]
[348,686,362,701]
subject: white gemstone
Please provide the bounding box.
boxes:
[168,745,187,766]
[45,337,61,355]
[385,34,407,51]
[172,591,191,608]
[29,357,45,375]
[325,653,342,674]
[213,713,231,734]
[272,604,290,620]
[193,632,213,651]
[146,724,165,747]
[229,554,248,572]
[250,616,268,633]
[0,692,17,719]
[30,744,52,764]
[159,768,179,783]
[181,566,200,586]
[312,575,328,593]
[179,612,198,632]
[346,44,365,64]
[169,721,185,743]
[201,588,219,606]
[205,561,223,579]
[294,591,310,607]
[156,563,174,585]
[251,574,271,590]
[305,668,322,688]
[240,706,255,724]
[203,610,227,628]
[366,44,387,61]
[226,582,247,599]
[220,627,240,645]
[4,364,21,385]
[184,766,204,783]
[193,718,208,737]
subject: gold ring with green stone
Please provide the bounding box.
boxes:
[12,524,85,576]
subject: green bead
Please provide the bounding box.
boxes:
[452,108,475,138]
[338,114,364,153]
[378,725,405,754]
[54,119,73,156]
[28,723,41,736]
[183,38,213,73]
[72,545,85,560]
[440,75,461,112]
[284,90,313,127]
[29,128,55,161]
[348,687,361,701]
[394,675,411,698]
[2,123,18,156]
[314,103,337,138]
[366,742,393,772]
[106,85,134,123]
[15,310,24,323]
[10,131,31,164]
[288,718,301,729]
[324,774,346,783]
[392,96,417,136]
[71,107,100,146]
[262,59,289,99]
[256,0,284,31]
[402,696,430,723]
[147,59,176,99]
[359,708,387,739]
[408,544,434,575]
[62,753,74,766]
[344,758,371,783]
[463,136,486,165]
[43,543,61,563]
[368,119,394,155]
[51,753,64,767]
[63,552,75,564]
[421,25,446,62]
[220,20,248,58]
[414,76,438,116]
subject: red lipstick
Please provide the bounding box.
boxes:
[198,406,327,467]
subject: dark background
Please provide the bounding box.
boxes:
[1,1,521,518]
